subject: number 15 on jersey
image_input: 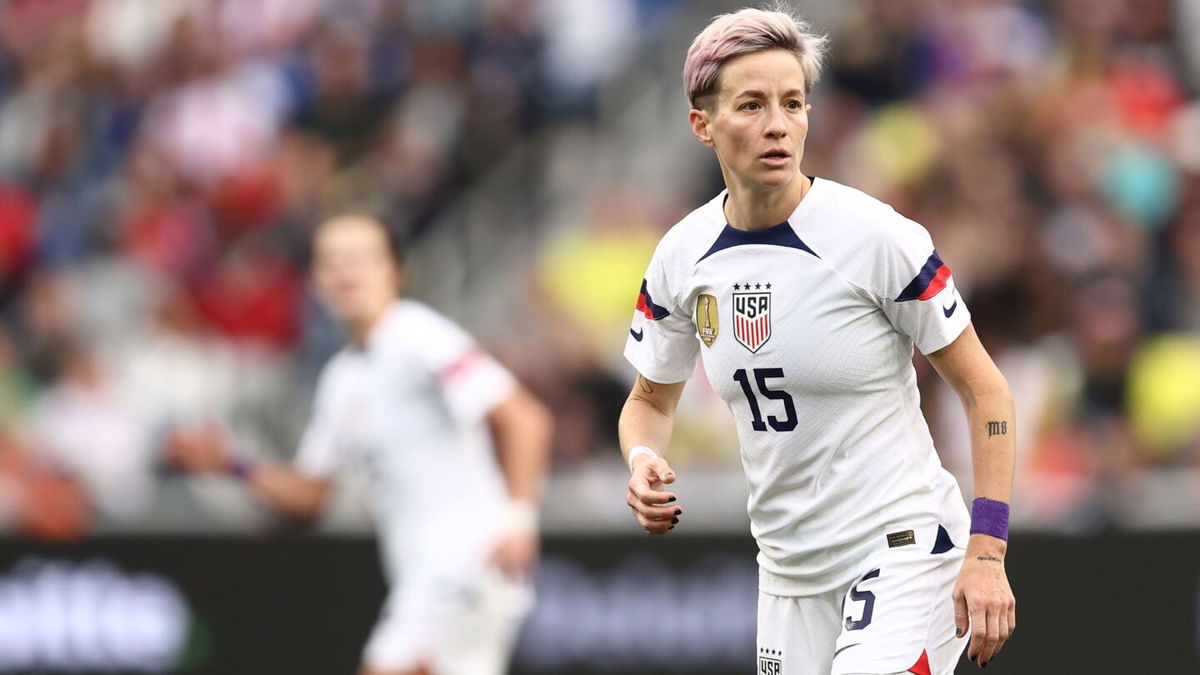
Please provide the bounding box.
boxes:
[733,368,797,432]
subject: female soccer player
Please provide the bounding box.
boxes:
[619,7,1015,674]
[171,214,552,675]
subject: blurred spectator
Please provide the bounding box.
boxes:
[30,338,152,522]
[0,428,89,540]
[0,325,32,432]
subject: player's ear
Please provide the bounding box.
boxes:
[689,108,714,148]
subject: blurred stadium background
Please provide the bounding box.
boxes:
[0,0,1198,672]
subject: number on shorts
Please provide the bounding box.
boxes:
[844,568,880,631]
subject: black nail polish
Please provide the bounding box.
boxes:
[674,509,682,516]
[981,662,987,669]
[671,518,679,524]
[956,628,963,638]
[668,525,674,529]
[667,496,676,502]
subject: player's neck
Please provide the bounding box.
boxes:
[347,302,393,347]
[723,173,809,231]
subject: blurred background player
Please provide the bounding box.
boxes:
[170,213,552,675]
[620,7,1014,674]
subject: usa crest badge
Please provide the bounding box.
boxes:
[695,294,719,347]
[733,289,770,353]
[758,648,782,674]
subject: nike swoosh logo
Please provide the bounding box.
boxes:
[833,643,860,659]
[629,328,644,341]
[942,300,958,317]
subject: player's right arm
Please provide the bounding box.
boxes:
[169,359,345,520]
[243,462,331,519]
[167,425,332,520]
[618,375,686,535]
[620,229,701,536]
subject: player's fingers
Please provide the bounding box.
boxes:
[626,494,680,521]
[634,457,677,491]
[967,598,987,664]
[627,499,681,527]
[979,595,998,662]
[628,477,676,506]
[994,596,1015,659]
[498,551,523,580]
[636,488,676,506]
[990,607,1011,664]
[646,457,677,485]
[984,593,1003,662]
[953,587,969,641]
[639,513,674,535]
[627,501,677,534]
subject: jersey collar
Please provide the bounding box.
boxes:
[697,178,822,263]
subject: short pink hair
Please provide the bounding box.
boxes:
[683,5,829,110]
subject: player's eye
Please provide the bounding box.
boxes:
[740,101,760,111]
[786,99,803,110]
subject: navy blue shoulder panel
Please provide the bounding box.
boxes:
[697,221,819,263]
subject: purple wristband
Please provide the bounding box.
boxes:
[969,498,1010,541]
[228,458,255,481]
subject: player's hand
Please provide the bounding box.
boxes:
[165,423,231,474]
[626,455,680,535]
[953,537,1015,668]
[489,531,538,580]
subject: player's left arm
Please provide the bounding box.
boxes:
[485,385,553,580]
[926,323,1016,668]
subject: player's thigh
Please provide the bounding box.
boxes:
[437,569,533,675]
[757,588,843,675]
[831,525,966,675]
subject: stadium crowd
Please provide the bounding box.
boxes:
[0,0,1198,537]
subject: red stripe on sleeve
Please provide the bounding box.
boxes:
[439,348,485,382]
[635,292,654,320]
[916,265,952,301]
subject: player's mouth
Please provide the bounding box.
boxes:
[758,148,791,168]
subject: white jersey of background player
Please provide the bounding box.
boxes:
[170,215,551,675]
[618,8,1016,675]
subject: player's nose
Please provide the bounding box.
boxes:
[763,104,787,138]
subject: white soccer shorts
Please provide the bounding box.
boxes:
[757,521,968,675]
[363,567,532,675]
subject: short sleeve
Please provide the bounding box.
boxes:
[415,310,517,426]
[294,366,344,479]
[623,247,700,383]
[877,219,971,355]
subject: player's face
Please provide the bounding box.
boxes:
[690,49,811,191]
[312,218,401,324]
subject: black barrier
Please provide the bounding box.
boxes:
[0,534,1195,674]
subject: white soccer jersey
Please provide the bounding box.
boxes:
[624,178,972,596]
[295,300,517,587]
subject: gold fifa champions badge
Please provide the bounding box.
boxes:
[696,294,719,347]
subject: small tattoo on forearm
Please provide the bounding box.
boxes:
[976,556,1003,563]
[986,421,1008,437]
[639,377,654,394]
